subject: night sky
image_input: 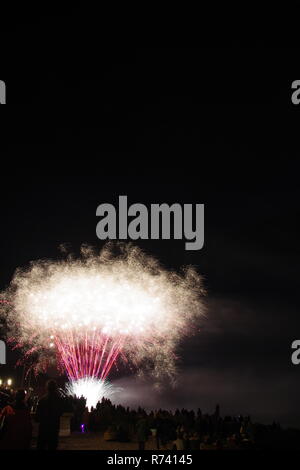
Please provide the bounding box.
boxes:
[1,37,300,426]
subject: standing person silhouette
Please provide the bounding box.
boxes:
[0,389,32,449]
[136,413,149,450]
[35,380,64,450]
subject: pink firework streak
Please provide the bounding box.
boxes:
[1,244,206,389]
[54,331,126,382]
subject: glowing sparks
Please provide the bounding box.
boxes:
[1,243,206,385]
[66,378,117,410]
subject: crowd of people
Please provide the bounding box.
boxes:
[0,380,70,450]
[69,399,281,450]
[0,381,299,450]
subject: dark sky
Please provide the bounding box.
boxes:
[1,40,300,426]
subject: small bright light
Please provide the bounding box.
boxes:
[0,379,2,386]
[49,342,54,348]
[7,378,12,386]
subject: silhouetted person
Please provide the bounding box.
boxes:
[0,389,32,450]
[136,414,149,450]
[82,407,90,433]
[35,380,64,450]
[155,415,163,449]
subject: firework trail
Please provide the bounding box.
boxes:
[0,243,205,403]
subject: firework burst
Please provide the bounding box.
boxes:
[1,243,205,398]
[65,377,118,410]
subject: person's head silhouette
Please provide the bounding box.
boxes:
[46,379,58,395]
